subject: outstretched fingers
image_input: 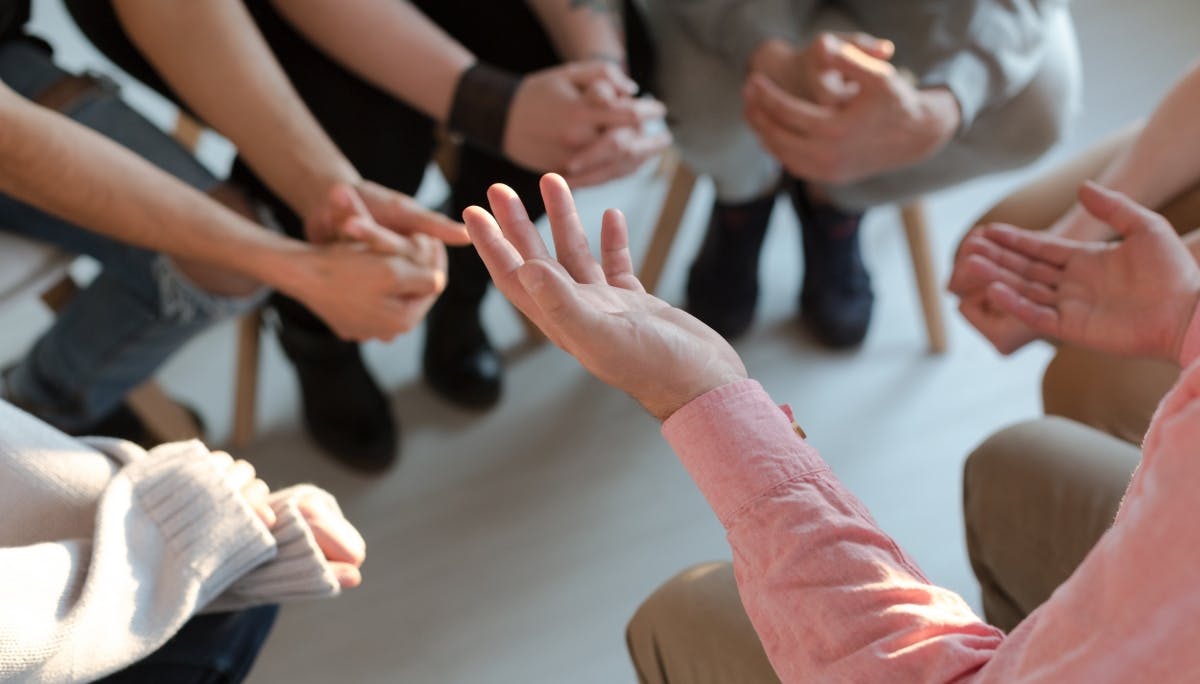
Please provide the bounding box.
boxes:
[463,205,535,314]
[540,174,607,284]
[486,183,553,262]
[600,208,644,292]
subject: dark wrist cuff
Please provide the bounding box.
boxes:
[448,62,521,154]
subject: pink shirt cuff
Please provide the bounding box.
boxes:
[1180,300,1200,368]
[662,379,826,527]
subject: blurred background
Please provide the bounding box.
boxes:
[3,0,1197,681]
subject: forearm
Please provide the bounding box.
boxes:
[664,381,1004,682]
[1087,63,1200,212]
[0,84,317,293]
[526,0,627,68]
[112,0,359,220]
[268,0,473,122]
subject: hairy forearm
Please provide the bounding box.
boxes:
[527,0,626,68]
[269,0,473,122]
[0,85,312,292]
[112,0,359,221]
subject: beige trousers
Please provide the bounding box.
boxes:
[625,134,1200,683]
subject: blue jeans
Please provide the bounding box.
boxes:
[0,40,263,431]
[96,606,279,684]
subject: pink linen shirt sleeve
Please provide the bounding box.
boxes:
[663,373,1200,683]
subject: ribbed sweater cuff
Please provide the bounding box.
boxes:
[128,441,278,607]
[206,485,342,612]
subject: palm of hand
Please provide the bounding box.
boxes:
[558,279,746,419]
[467,174,749,421]
[1056,233,1196,359]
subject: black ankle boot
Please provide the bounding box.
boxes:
[422,247,502,410]
[272,294,397,472]
[684,193,777,340]
[789,182,875,348]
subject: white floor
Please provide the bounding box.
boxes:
[7,1,1199,682]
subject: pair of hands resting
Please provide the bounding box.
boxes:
[952,182,1200,364]
[222,452,366,590]
[505,61,671,188]
[465,177,1200,424]
[745,33,960,185]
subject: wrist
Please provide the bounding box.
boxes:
[448,61,522,154]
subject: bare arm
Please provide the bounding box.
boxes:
[526,0,627,69]
[111,0,360,221]
[0,82,446,341]
[1054,61,1200,241]
[0,80,310,290]
[266,0,473,122]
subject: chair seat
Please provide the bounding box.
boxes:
[0,233,74,311]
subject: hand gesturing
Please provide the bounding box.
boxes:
[464,174,747,420]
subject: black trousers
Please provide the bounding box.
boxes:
[65,0,652,338]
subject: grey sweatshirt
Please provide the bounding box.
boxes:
[664,0,1070,130]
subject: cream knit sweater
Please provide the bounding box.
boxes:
[0,400,346,683]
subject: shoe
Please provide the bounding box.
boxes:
[684,193,777,340]
[272,294,398,472]
[423,291,502,410]
[789,182,874,348]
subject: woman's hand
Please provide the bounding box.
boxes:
[464,173,747,420]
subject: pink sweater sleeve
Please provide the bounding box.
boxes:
[663,376,1200,683]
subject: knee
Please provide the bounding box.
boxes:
[626,562,732,681]
[963,418,1071,531]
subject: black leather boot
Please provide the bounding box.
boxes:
[272,293,397,472]
[422,245,502,409]
[684,193,777,341]
[789,182,874,348]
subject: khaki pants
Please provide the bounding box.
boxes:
[625,135,1200,683]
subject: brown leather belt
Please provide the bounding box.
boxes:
[32,73,105,113]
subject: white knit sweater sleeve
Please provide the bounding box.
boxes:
[205,485,345,612]
[0,438,278,684]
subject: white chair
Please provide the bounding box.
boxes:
[0,232,203,441]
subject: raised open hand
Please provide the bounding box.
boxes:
[961,182,1200,363]
[464,173,746,420]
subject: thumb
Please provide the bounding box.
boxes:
[822,39,894,86]
[516,260,600,339]
[1077,180,1165,238]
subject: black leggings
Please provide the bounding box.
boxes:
[65,0,653,335]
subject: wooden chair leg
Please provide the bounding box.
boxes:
[900,201,948,354]
[638,160,699,295]
[127,381,203,442]
[230,307,263,448]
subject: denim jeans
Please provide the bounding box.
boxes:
[0,40,263,431]
[96,605,280,684]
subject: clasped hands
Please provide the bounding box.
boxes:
[505,61,671,188]
[744,33,960,185]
